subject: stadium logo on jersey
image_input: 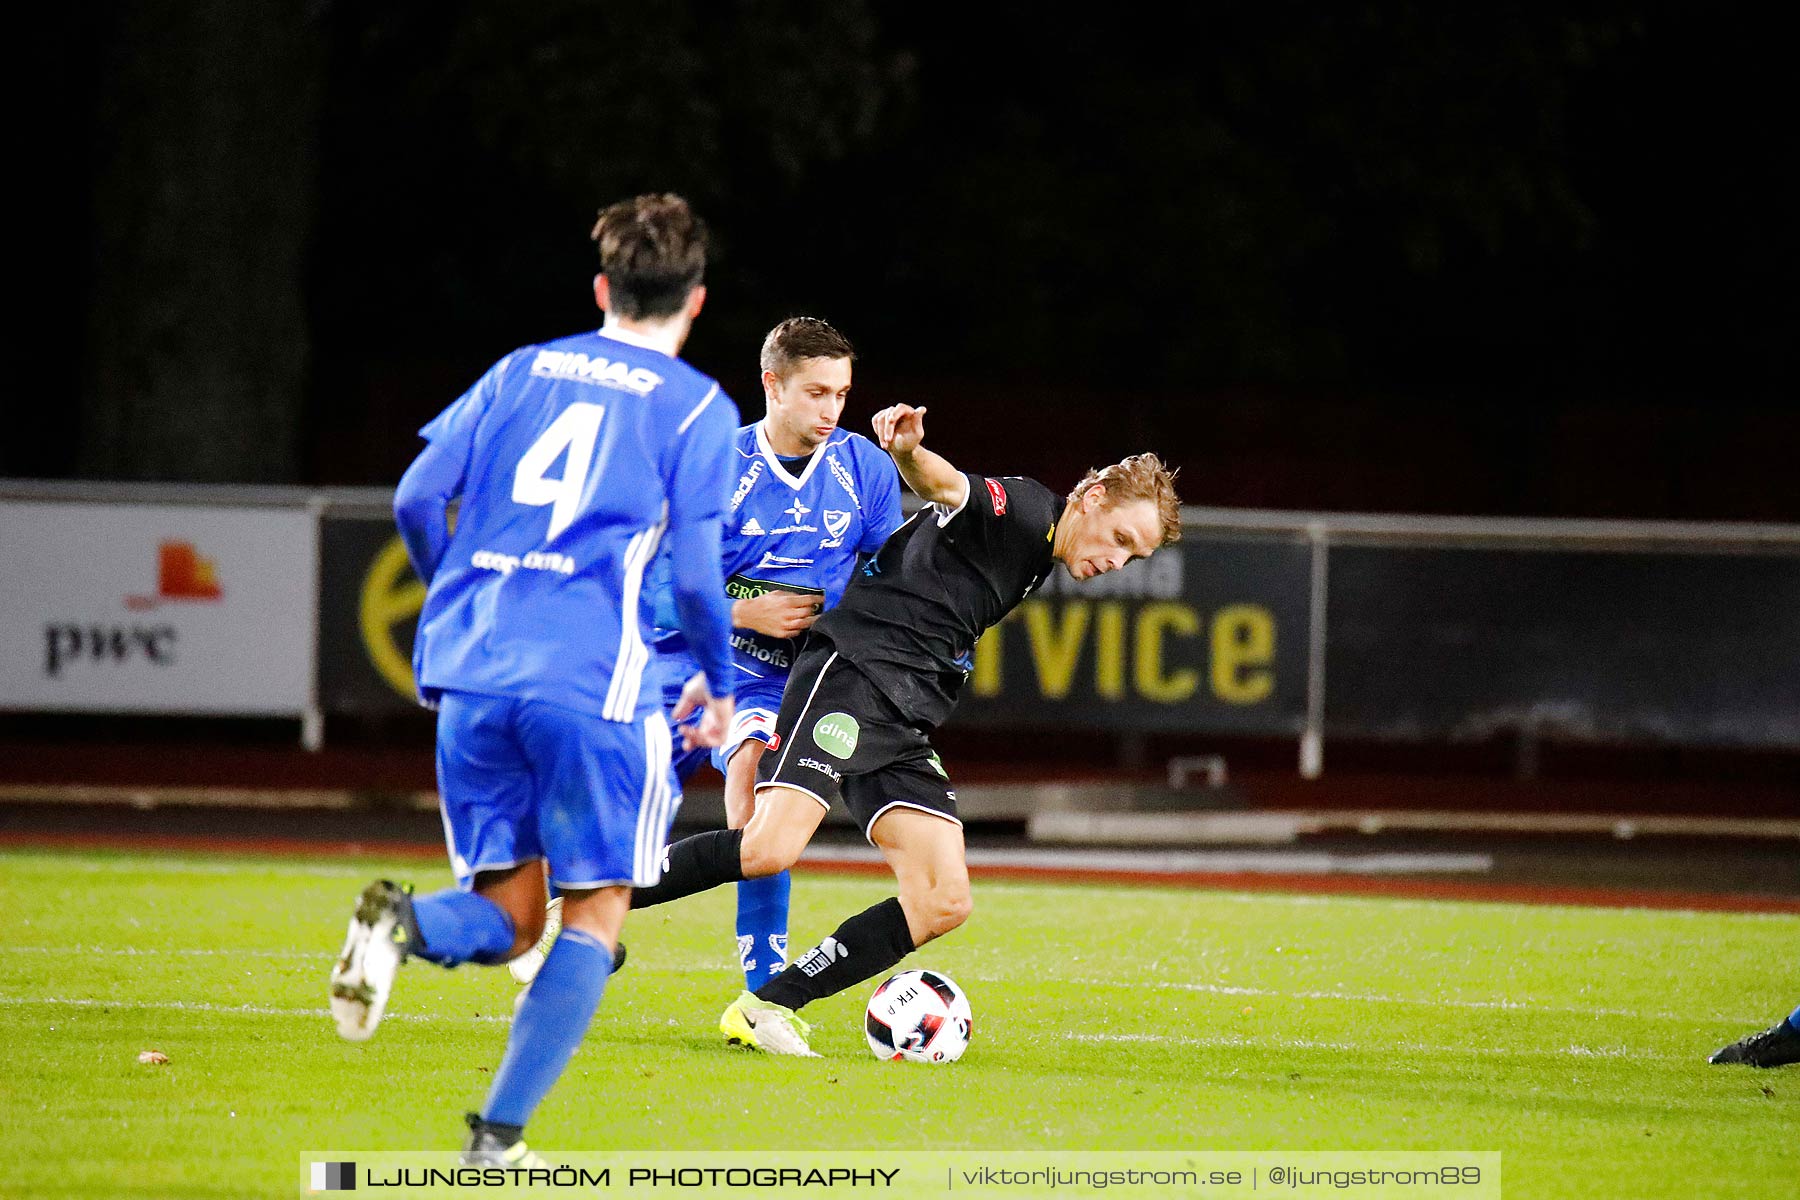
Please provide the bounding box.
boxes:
[739,517,766,536]
[528,349,662,396]
[729,461,764,512]
[797,756,843,783]
[827,453,861,507]
[985,478,1009,515]
[812,712,861,759]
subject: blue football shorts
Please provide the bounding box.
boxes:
[434,690,681,892]
[656,649,787,784]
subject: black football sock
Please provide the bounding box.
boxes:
[629,829,745,909]
[755,897,915,1012]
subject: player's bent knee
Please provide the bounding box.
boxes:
[920,886,972,940]
[738,837,800,879]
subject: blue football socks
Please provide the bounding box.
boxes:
[410,888,516,966]
[483,928,613,1130]
[735,871,792,991]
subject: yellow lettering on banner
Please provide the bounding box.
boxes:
[1095,603,1126,699]
[1134,603,1200,702]
[1022,601,1090,699]
[1210,603,1275,703]
[971,627,1003,697]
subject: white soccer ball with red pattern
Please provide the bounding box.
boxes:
[864,969,972,1063]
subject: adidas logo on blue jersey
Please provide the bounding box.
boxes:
[740,517,766,536]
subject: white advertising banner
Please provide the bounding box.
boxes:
[0,501,317,715]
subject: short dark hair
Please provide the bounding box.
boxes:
[760,317,856,380]
[590,193,708,320]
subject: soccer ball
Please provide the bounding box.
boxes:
[864,969,972,1063]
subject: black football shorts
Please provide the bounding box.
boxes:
[755,638,960,840]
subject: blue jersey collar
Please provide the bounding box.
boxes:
[755,421,830,490]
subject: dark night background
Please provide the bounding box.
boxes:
[12,2,1795,519]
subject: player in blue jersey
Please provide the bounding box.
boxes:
[326,194,739,1165]
[508,318,904,992]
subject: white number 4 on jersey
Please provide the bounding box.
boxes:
[513,402,605,540]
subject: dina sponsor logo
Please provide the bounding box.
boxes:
[811,712,860,759]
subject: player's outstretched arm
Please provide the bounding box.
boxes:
[392,438,463,583]
[871,404,968,509]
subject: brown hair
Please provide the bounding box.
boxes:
[1067,453,1183,545]
[760,317,856,379]
[590,193,708,320]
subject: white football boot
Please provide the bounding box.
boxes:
[328,880,417,1041]
[719,991,820,1057]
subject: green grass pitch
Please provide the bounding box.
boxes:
[3,847,1797,1199]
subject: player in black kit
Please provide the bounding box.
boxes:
[639,403,1183,1054]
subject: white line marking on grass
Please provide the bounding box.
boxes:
[609,960,1773,1026]
[1071,1032,1659,1060]
[4,946,327,960]
[4,856,374,879]
[4,950,1770,1028]
[0,996,509,1025]
[1049,974,1771,1025]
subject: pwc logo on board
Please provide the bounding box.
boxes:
[124,541,225,610]
[43,541,223,678]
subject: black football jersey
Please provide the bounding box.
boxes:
[813,472,1060,727]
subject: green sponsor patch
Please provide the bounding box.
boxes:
[811,712,861,759]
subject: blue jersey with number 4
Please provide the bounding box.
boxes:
[649,421,902,678]
[395,329,739,721]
